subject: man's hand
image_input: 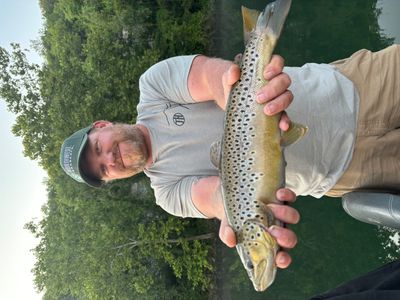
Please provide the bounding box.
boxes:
[219,188,299,269]
[222,55,293,131]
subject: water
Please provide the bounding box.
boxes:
[210,0,399,299]
[378,0,400,43]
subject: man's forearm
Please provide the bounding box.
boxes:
[191,176,225,220]
[188,55,236,109]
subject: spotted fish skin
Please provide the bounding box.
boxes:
[220,0,292,292]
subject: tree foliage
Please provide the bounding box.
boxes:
[1,0,215,298]
[25,183,214,299]
[0,43,48,161]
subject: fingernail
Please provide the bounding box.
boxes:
[265,70,274,80]
[256,92,266,103]
[268,225,281,238]
[281,121,290,132]
[278,255,286,266]
[276,189,285,199]
[224,226,230,237]
[265,103,275,115]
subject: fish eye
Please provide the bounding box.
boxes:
[246,261,254,270]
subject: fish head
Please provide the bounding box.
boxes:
[236,220,279,292]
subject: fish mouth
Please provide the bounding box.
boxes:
[236,221,278,292]
[253,259,276,292]
[236,243,276,292]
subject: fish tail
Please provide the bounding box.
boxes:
[257,0,292,38]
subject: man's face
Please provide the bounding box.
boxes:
[81,123,148,182]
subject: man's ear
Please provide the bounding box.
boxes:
[92,120,112,129]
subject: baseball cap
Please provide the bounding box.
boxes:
[60,125,103,188]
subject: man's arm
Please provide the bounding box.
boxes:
[187,55,234,108]
[190,176,224,219]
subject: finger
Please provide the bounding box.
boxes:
[275,251,292,269]
[219,217,236,248]
[268,204,300,224]
[268,225,298,249]
[257,72,291,104]
[256,72,291,103]
[264,55,285,80]
[279,111,291,131]
[263,90,293,116]
[223,64,240,105]
[233,53,242,65]
[276,188,297,203]
[227,64,240,86]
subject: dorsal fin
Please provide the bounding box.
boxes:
[242,6,261,44]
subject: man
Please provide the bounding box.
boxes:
[61,54,299,269]
[61,45,400,269]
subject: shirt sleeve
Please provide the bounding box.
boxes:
[138,55,199,106]
[148,174,208,219]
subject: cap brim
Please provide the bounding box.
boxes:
[77,133,103,188]
[60,125,103,188]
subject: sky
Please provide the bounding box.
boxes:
[0,1,45,299]
[0,1,398,300]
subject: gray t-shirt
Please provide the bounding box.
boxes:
[137,55,224,218]
[137,56,359,218]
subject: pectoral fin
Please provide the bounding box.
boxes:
[281,122,308,147]
[210,139,222,169]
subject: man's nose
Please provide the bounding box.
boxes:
[105,151,115,167]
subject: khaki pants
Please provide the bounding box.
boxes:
[327,45,400,197]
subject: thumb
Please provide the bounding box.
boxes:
[222,64,240,106]
[219,215,237,248]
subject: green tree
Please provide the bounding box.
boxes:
[0,43,49,163]
[0,0,216,298]
[26,177,214,299]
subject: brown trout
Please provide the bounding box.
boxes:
[217,0,307,291]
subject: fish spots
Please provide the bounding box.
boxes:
[224,171,266,231]
[222,35,273,232]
